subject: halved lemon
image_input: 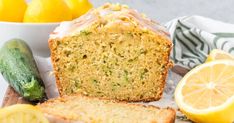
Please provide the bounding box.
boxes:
[0,104,48,123]
[206,49,234,62]
[175,60,234,123]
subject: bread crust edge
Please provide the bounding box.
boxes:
[38,94,176,123]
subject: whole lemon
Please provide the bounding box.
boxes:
[0,0,27,22]
[24,0,72,23]
[65,0,93,19]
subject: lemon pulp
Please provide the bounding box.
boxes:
[175,60,234,123]
[206,49,234,62]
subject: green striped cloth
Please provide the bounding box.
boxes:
[165,16,234,69]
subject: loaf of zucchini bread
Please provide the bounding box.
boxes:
[49,3,172,101]
[38,95,176,123]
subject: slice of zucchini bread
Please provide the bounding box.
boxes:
[38,95,176,123]
[49,3,172,101]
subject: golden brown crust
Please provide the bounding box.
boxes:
[38,95,176,123]
[162,108,176,123]
[139,39,173,102]
[43,109,175,123]
[49,39,63,96]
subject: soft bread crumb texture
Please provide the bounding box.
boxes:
[49,3,172,102]
[38,95,176,123]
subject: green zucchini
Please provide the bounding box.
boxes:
[0,39,46,101]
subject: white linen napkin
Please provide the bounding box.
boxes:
[165,15,234,69]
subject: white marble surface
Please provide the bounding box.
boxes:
[1,0,234,105]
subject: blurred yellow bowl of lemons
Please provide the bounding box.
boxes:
[24,0,72,23]
[175,60,234,123]
[65,0,93,19]
[0,104,48,123]
[206,49,234,62]
[0,0,27,22]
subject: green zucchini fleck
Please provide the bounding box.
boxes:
[140,68,149,79]
[124,70,129,82]
[92,79,99,84]
[80,30,92,35]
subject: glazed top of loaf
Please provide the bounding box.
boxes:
[50,3,170,39]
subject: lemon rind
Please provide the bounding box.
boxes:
[175,60,234,114]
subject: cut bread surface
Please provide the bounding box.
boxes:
[38,95,176,123]
[49,3,172,101]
